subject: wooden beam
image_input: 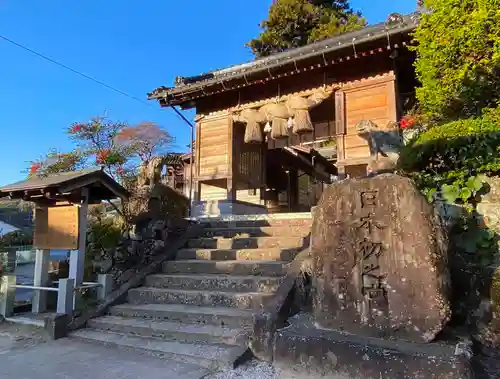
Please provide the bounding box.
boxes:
[227,115,236,200]
[335,90,346,162]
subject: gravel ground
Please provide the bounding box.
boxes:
[0,321,49,353]
[205,360,351,379]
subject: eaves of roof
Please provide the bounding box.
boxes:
[148,12,421,107]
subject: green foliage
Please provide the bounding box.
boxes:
[399,110,500,203]
[411,0,500,120]
[399,110,500,264]
[247,0,365,57]
[0,230,33,247]
[452,216,498,266]
[441,176,484,205]
[85,205,123,279]
[29,150,86,178]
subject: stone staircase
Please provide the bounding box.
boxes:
[70,214,312,370]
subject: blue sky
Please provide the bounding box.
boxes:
[0,0,416,185]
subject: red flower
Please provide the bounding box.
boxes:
[400,116,416,129]
[116,167,125,175]
[70,123,83,133]
[30,163,41,174]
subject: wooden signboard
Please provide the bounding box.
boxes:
[34,205,79,250]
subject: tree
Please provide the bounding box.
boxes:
[247,0,366,57]
[115,122,174,164]
[29,149,86,178]
[412,0,500,121]
[28,117,175,183]
[400,0,500,266]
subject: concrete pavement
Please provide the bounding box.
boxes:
[0,335,211,379]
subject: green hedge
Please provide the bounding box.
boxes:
[399,110,500,177]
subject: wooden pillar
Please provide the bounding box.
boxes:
[335,90,346,174]
[227,116,236,201]
[289,169,298,212]
[227,178,236,201]
[69,187,88,309]
[309,174,316,208]
[261,141,267,205]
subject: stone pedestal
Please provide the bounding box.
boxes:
[274,313,472,379]
[293,174,470,378]
[311,174,451,343]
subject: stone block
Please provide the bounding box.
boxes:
[311,174,451,343]
[273,313,472,379]
[472,265,500,348]
[482,177,500,204]
[44,313,69,340]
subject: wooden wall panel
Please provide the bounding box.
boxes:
[342,75,397,161]
[237,189,263,205]
[200,180,227,201]
[345,164,368,178]
[198,117,230,178]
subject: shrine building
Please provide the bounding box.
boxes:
[149,13,419,217]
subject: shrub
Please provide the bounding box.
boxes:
[398,108,500,265]
[412,0,500,120]
[399,109,500,202]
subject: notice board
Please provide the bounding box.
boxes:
[34,205,79,250]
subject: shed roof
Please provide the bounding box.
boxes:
[0,167,129,204]
[148,12,421,108]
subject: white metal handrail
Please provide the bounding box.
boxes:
[52,280,102,289]
[9,284,58,292]
[1,274,113,318]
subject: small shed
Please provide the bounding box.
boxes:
[0,167,128,317]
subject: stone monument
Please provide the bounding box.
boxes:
[311,174,450,342]
[271,174,473,378]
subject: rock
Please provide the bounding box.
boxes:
[115,269,136,284]
[476,177,500,257]
[473,265,500,349]
[311,174,451,343]
[154,240,165,250]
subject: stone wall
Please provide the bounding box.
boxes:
[477,176,500,243]
[91,183,190,286]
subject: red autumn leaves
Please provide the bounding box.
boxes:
[29,162,41,175]
[70,123,84,133]
[29,118,173,180]
[96,150,110,165]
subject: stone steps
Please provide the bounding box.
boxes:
[187,236,305,249]
[145,273,283,292]
[163,260,287,277]
[176,248,299,261]
[201,226,310,238]
[71,214,312,369]
[108,303,255,328]
[70,328,247,370]
[128,287,274,310]
[87,315,250,346]
[202,218,312,229]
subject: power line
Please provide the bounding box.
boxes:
[0,35,152,107]
[0,34,195,129]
